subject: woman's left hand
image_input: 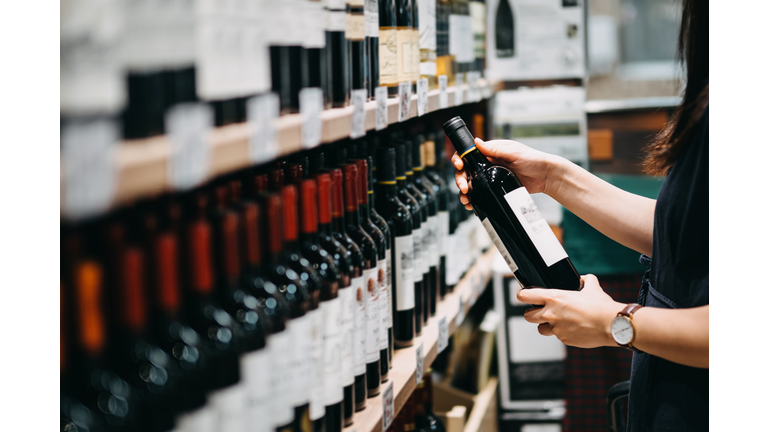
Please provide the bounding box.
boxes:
[517,275,626,349]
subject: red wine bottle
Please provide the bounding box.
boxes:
[402,139,428,333]
[326,0,351,107]
[352,158,390,382]
[411,135,440,318]
[374,146,415,348]
[423,132,450,300]
[342,164,382,397]
[443,117,581,290]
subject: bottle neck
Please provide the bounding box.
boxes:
[300,229,320,245]
[332,213,346,235]
[346,207,361,227]
[361,201,371,220]
[368,189,375,208]
[318,222,332,237]
[460,148,491,174]
[375,181,398,199]
[396,177,407,190]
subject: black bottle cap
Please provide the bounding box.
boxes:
[411,136,423,169]
[375,147,397,183]
[443,116,475,156]
[391,143,406,178]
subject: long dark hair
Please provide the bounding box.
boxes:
[643,0,709,176]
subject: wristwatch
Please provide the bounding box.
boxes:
[611,303,643,352]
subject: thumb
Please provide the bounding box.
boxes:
[579,274,603,293]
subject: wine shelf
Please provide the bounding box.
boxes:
[61,80,495,219]
[341,247,497,432]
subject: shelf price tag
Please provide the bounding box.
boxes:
[467,72,478,102]
[167,102,213,191]
[375,86,388,131]
[438,75,448,109]
[397,82,411,122]
[454,73,464,106]
[437,317,449,354]
[457,293,466,327]
[61,118,118,220]
[382,381,395,431]
[300,87,323,149]
[350,89,367,139]
[417,78,429,116]
[247,93,279,164]
[482,76,492,99]
[416,343,424,384]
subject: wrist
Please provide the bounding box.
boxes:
[604,302,628,347]
[543,155,572,201]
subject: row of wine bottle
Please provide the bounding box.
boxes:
[61,0,490,141]
[388,369,445,432]
[60,124,492,432]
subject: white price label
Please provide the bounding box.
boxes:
[61,118,118,219]
[437,317,448,353]
[381,381,395,431]
[350,89,367,139]
[438,75,448,109]
[482,79,492,99]
[167,102,213,191]
[416,343,424,384]
[454,73,464,106]
[457,293,466,326]
[397,82,411,122]
[417,78,428,116]
[247,93,279,165]
[468,71,480,102]
[300,87,323,149]
[375,86,388,130]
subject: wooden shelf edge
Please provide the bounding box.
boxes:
[463,377,498,432]
[342,247,497,432]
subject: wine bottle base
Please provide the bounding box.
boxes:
[354,375,367,411]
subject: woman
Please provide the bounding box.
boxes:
[451,1,708,430]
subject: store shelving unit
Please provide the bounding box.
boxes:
[61,81,495,216]
[341,247,497,432]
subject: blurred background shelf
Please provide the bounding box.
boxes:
[341,247,496,432]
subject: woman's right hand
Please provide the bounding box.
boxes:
[452,138,563,210]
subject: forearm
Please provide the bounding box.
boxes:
[624,305,709,368]
[547,156,656,256]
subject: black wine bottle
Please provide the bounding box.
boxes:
[402,139,429,332]
[365,0,380,97]
[374,146,415,348]
[495,0,515,58]
[411,135,440,318]
[349,0,368,93]
[443,117,580,290]
[326,0,351,107]
[423,132,450,300]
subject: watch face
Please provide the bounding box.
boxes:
[611,316,634,345]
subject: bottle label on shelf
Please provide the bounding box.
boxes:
[438,211,449,258]
[481,218,519,273]
[395,234,415,311]
[398,81,412,122]
[300,88,324,149]
[339,285,356,387]
[166,103,213,191]
[324,9,347,32]
[446,234,459,286]
[346,10,365,41]
[209,383,247,432]
[412,227,424,282]
[416,342,424,383]
[350,89,367,139]
[420,61,437,76]
[375,86,389,129]
[241,347,274,432]
[363,267,381,363]
[288,314,312,406]
[365,0,379,37]
[267,331,295,426]
[418,0,437,51]
[438,75,449,109]
[397,29,413,83]
[378,258,390,349]
[470,2,486,58]
[437,316,448,353]
[309,308,326,420]
[504,187,568,267]
[379,28,399,85]
[322,297,344,405]
[386,248,394,328]
[247,93,280,165]
[353,276,367,375]
[382,381,395,431]
[417,78,429,116]
[454,73,464,105]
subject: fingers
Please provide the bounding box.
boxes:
[524,305,548,324]
[516,287,549,306]
[579,274,602,293]
[537,323,554,337]
[451,151,464,171]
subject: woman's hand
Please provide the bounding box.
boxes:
[451,138,563,210]
[517,275,625,349]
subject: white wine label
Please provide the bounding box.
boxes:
[339,285,356,386]
[411,29,421,82]
[309,307,326,420]
[419,61,437,76]
[167,103,213,191]
[326,0,347,9]
[381,381,395,431]
[377,259,390,349]
[417,78,429,116]
[364,267,380,363]
[398,81,412,122]
[437,316,448,353]
[346,12,365,41]
[322,297,344,405]
[415,342,424,383]
[446,234,459,286]
[352,276,367,375]
[428,216,440,267]
[412,227,424,282]
[449,14,462,56]
[504,187,568,267]
[364,0,379,37]
[386,248,394,328]
[438,211,449,257]
[375,86,389,130]
[325,9,347,31]
[379,29,399,86]
[438,75,448,109]
[481,218,519,273]
[304,0,327,49]
[176,404,216,432]
[457,293,466,326]
[288,314,312,406]
[418,0,437,51]
[454,73,464,105]
[300,87,323,149]
[247,93,280,165]
[267,331,295,426]
[397,29,413,83]
[350,88,367,139]
[209,383,246,432]
[395,234,415,311]
[241,347,274,432]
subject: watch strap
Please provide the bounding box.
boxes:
[619,303,643,318]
